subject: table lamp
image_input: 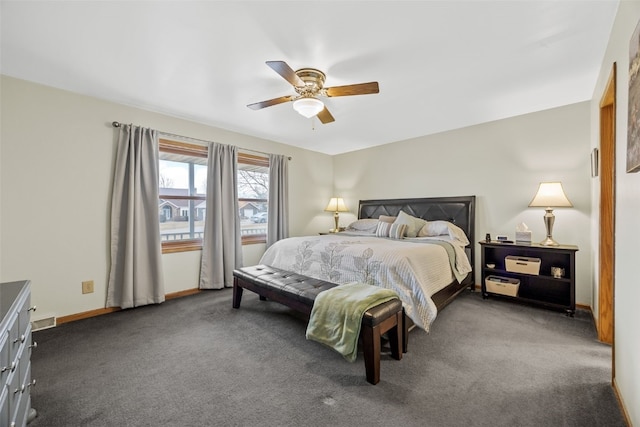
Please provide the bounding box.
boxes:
[324,197,349,232]
[528,182,573,246]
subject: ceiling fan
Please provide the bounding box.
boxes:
[247,60,379,124]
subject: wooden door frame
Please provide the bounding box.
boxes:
[598,63,615,362]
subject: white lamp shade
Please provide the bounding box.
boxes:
[293,97,324,118]
[324,197,349,212]
[528,182,573,208]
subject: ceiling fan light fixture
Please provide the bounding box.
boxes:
[292,97,324,118]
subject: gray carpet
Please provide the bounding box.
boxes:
[29,289,625,426]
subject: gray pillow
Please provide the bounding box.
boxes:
[378,215,396,223]
[393,211,427,238]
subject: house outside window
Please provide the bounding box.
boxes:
[158,139,269,253]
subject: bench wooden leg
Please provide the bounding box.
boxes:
[388,311,403,361]
[362,308,403,384]
[361,323,381,385]
[402,309,409,354]
[232,279,243,309]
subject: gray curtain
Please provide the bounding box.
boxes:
[107,124,165,308]
[199,142,243,289]
[266,154,289,248]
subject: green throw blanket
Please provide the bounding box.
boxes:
[305,282,399,363]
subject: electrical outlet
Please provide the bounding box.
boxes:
[82,280,94,294]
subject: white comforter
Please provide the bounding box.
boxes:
[259,233,472,332]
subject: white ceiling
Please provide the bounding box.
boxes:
[1,1,619,155]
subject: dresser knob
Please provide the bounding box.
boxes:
[27,379,36,389]
[13,334,25,344]
[14,384,25,394]
[1,362,16,373]
[28,305,37,312]
[29,341,38,350]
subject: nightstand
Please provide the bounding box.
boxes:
[479,240,578,316]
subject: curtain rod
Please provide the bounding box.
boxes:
[111,121,292,160]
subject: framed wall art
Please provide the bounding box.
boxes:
[627,18,640,173]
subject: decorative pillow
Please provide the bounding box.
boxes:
[389,223,407,239]
[418,220,448,237]
[417,220,470,245]
[375,221,392,237]
[378,215,396,223]
[346,218,379,233]
[393,210,427,238]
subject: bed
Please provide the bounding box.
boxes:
[259,196,476,333]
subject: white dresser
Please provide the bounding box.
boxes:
[0,280,37,426]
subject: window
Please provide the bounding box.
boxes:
[158,139,269,253]
[159,139,208,253]
[238,153,269,245]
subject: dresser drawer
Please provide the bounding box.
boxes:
[0,388,9,427]
[6,313,22,365]
[17,291,31,340]
[0,333,11,386]
[11,362,32,427]
[7,369,21,421]
[18,328,32,385]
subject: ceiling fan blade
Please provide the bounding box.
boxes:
[317,106,335,124]
[325,82,379,97]
[247,95,294,110]
[266,61,305,87]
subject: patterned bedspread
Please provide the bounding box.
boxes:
[259,233,472,332]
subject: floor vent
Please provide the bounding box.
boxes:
[31,316,57,332]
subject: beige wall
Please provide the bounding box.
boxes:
[591,1,640,424]
[0,76,334,318]
[334,102,593,305]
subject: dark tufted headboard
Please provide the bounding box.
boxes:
[358,196,476,267]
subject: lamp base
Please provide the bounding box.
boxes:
[540,208,560,246]
[539,237,560,247]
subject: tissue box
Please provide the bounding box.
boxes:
[485,275,520,296]
[505,255,541,275]
[515,231,532,243]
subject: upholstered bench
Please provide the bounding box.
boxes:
[232,265,403,385]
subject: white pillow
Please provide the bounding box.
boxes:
[346,218,379,233]
[393,211,427,238]
[417,220,470,245]
[418,221,447,237]
[375,221,392,237]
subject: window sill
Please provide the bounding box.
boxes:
[162,240,202,254]
[242,235,267,245]
[161,236,266,253]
